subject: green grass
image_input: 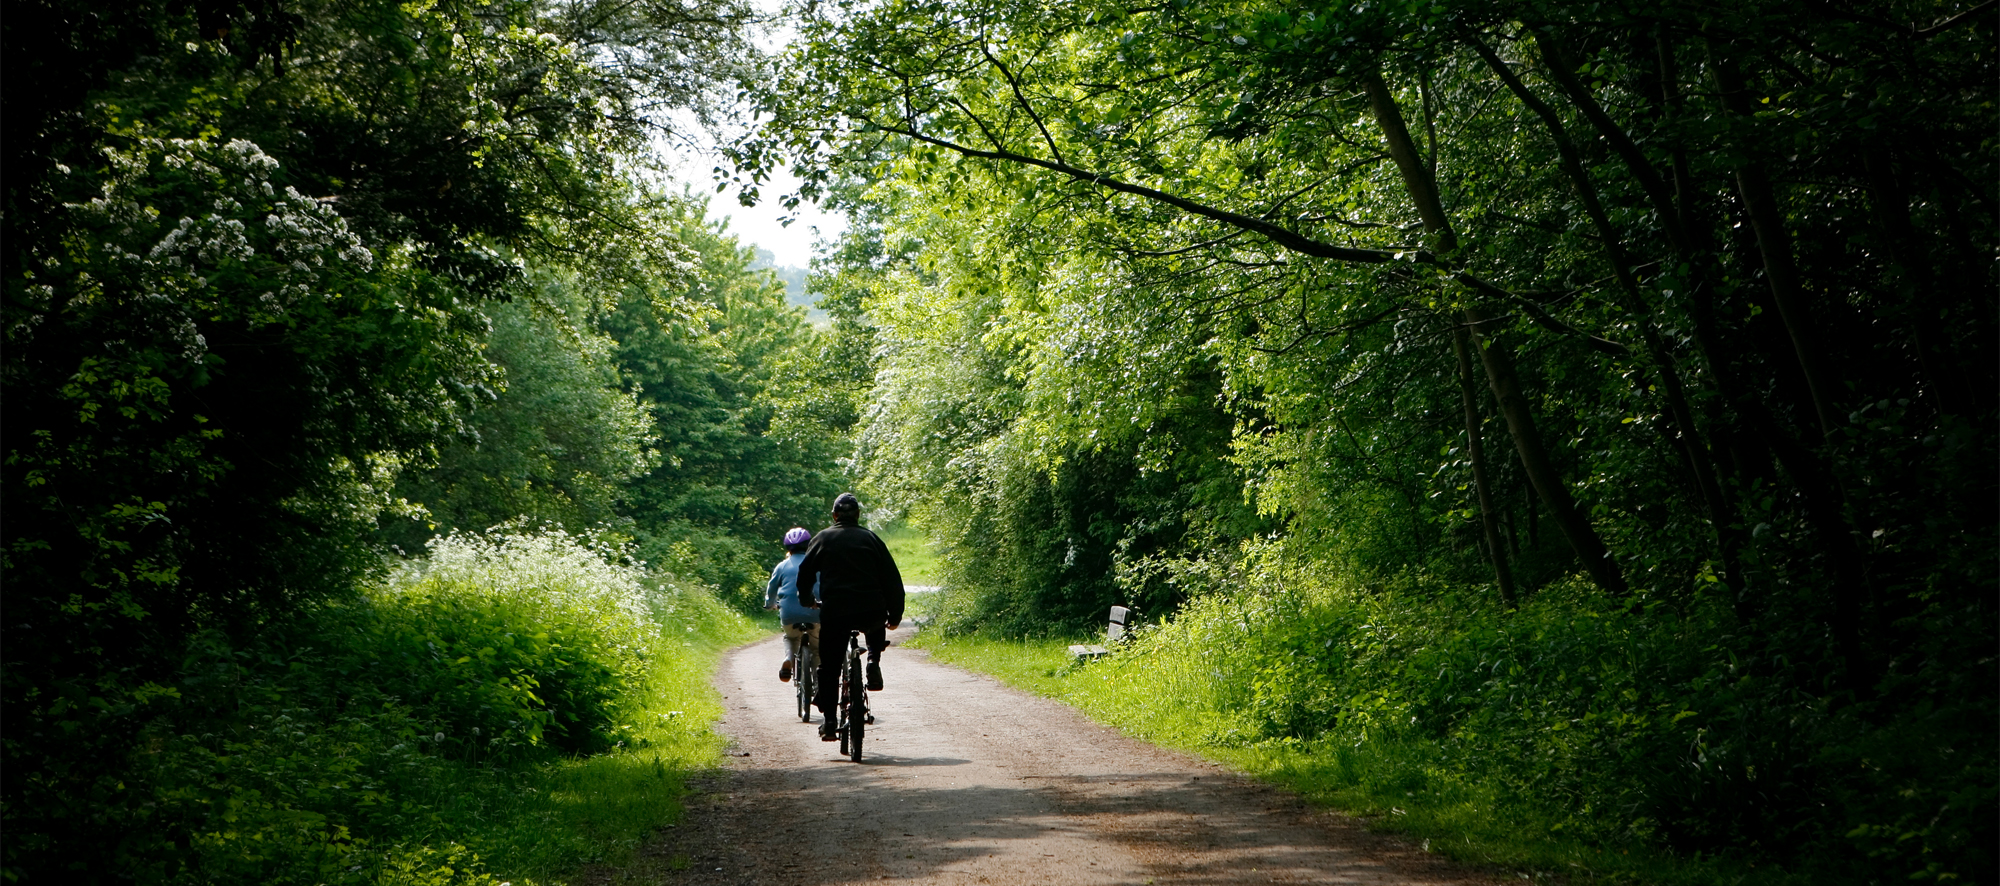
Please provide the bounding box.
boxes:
[908,631,1791,886]
[873,520,941,586]
[343,529,772,882]
[470,593,766,880]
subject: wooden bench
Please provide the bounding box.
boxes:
[1068,606,1132,661]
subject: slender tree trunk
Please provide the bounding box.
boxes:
[1470,34,1743,592]
[1655,32,1766,615]
[1709,50,1843,443]
[1533,32,1691,254]
[1864,148,1962,416]
[1929,160,1999,406]
[1711,196,1874,661]
[1698,46,1870,687]
[1468,307,1630,594]
[1526,483,1539,547]
[1363,62,1628,595]
[1453,322,1517,606]
[1361,68,1457,254]
[1745,406,1872,691]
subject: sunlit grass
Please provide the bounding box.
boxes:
[370,539,770,884]
[479,596,763,881]
[914,630,1793,886]
[873,520,941,586]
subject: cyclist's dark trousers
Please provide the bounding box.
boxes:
[814,612,886,718]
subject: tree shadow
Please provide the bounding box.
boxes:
[622,764,1460,886]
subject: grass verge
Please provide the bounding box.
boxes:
[117,529,776,886]
[470,607,765,879]
[907,631,1789,886]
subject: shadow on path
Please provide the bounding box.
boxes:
[587,629,1502,886]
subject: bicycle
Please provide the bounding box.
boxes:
[835,629,870,762]
[792,625,817,723]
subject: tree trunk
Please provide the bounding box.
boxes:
[1453,321,1517,606]
[1709,50,1843,443]
[1655,32,1764,615]
[1364,62,1628,595]
[1744,405,1872,692]
[1864,148,1963,417]
[1526,483,1539,547]
[1533,32,1690,254]
[1468,307,1630,594]
[1471,33,1743,591]
[1360,67,1457,254]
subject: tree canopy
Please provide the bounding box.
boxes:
[0,0,838,877]
[738,0,1997,877]
[4,0,1993,880]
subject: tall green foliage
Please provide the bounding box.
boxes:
[600,208,849,607]
[758,178,901,448]
[382,274,660,550]
[376,206,851,609]
[2,0,759,878]
[743,0,1996,878]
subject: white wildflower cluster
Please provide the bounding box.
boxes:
[258,184,373,309]
[66,135,376,340]
[384,528,667,671]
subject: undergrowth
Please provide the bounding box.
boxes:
[104,528,759,885]
[910,566,1994,886]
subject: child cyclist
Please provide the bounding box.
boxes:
[763,527,821,683]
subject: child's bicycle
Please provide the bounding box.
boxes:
[835,629,872,762]
[792,626,817,723]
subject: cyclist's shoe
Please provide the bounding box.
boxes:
[866,661,884,692]
[818,721,839,742]
[778,660,793,683]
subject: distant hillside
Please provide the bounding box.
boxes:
[749,248,824,323]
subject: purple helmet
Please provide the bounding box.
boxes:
[782,527,811,547]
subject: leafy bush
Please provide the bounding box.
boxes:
[371,529,668,756]
[22,527,752,885]
[379,279,660,553]
[962,545,1995,884]
[634,520,775,614]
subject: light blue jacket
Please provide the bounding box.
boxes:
[764,553,821,625]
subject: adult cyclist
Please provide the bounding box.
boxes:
[796,492,905,741]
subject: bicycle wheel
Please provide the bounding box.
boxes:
[845,651,866,762]
[795,643,814,722]
[836,662,852,756]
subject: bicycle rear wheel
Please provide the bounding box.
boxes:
[795,643,815,722]
[845,652,866,762]
[836,665,852,756]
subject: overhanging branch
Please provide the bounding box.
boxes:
[862,112,1633,359]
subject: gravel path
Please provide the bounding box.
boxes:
[592,626,1504,885]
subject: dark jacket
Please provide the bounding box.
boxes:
[797,522,905,625]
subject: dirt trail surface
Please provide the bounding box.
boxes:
[597,627,1504,886]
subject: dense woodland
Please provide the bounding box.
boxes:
[2,0,849,880]
[740,0,1997,881]
[3,0,1994,883]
